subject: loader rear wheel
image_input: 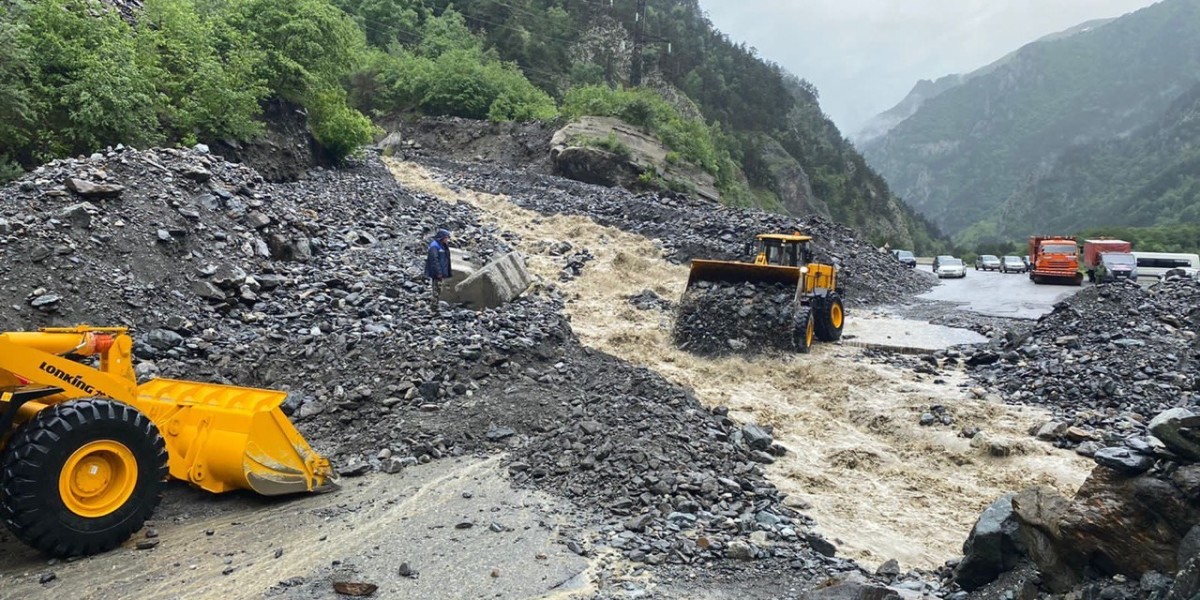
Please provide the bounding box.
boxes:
[792,307,815,353]
[814,296,845,342]
[0,399,168,557]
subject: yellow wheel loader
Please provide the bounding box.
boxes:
[0,326,333,557]
[682,233,844,353]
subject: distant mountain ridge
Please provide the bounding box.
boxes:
[853,18,1116,145]
[859,0,1200,244]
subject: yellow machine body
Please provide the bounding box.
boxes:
[685,233,840,300]
[0,326,332,497]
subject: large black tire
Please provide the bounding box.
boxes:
[814,295,845,342]
[792,307,815,354]
[0,399,168,557]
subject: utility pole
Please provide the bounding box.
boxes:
[630,0,646,86]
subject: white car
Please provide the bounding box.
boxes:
[937,258,966,278]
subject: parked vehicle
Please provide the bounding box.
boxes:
[1028,236,1082,285]
[892,249,917,268]
[1000,255,1026,273]
[932,255,954,272]
[936,257,966,278]
[1131,251,1200,280]
[974,255,1001,271]
[1095,252,1138,283]
[1082,239,1132,282]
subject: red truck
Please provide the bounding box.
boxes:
[1029,236,1082,285]
[1082,239,1133,282]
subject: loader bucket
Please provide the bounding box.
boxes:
[135,378,334,496]
[686,259,802,290]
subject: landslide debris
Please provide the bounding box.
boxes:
[953,406,1200,599]
[0,146,869,579]
[413,157,933,306]
[672,281,802,355]
[964,278,1200,448]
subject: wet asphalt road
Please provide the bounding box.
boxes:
[915,264,1085,320]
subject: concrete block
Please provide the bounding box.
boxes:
[450,252,532,309]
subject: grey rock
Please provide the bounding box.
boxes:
[65,178,124,198]
[742,423,773,451]
[1094,447,1154,475]
[1149,408,1200,461]
[954,494,1024,591]
[146,329,184,351]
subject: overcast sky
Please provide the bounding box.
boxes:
[698,0,1161,135]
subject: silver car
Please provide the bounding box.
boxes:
[937,257,966,278]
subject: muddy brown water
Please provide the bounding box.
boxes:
[385,159,1092,571]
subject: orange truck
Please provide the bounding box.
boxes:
[1028,235,1083,285]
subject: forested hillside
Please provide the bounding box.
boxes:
[997,81,1200,237]
[0,0,946,251]
[862,0,1200,245]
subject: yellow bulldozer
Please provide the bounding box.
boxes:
[682,233,844,352]
[0,326,333,557]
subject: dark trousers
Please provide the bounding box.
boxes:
[430,278,443,312]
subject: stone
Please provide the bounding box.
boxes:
[742,423,773,451]
[332,582,378,597]
[446,252,532,310]
[875,558,901,577]
[955,494,1025,591]
[58,202,97,228]
[193,280,225,301]
[485,426,516,441]
[65,178,124,198]
[806,534,837,557]
[1149,408,1200,461]
[146,329,184,351]
[1093,447,1154,475]
[726,541,754,560]
[798,581,902,600]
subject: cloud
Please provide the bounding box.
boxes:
[697,0,1161,133]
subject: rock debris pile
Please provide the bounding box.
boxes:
[421,158,933,306]
[0,146,867,577]
[964,279,1199,447]
[673,281,801,355]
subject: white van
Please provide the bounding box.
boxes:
[1131,251,1200,280]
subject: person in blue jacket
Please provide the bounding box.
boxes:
[425,228,452,313]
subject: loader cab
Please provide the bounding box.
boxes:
[752,233,814,267]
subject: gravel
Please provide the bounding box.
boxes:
[962,279,1200,446]
[673,281,803,355]
[0,145,876,580]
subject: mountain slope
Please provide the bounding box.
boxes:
[996,80,1200,235]
[861,0,1200,243]
[853,18,1115,145]
[417,0,947,251]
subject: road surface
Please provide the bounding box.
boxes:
[916,264,1084,320]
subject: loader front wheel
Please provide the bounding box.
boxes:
[792,307,815,353]
[814,296,845,342]
[0,399,168,557]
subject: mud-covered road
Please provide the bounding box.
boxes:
[0,455,599,599]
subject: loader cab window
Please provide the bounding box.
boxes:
[755,238,811,267]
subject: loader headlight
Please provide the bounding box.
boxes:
[799,266,809,274]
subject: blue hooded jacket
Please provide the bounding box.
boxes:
[425,236,451,279]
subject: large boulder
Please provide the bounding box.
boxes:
[954,494,1027,591]
[549,116,720,202]
[446,252,532,310]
